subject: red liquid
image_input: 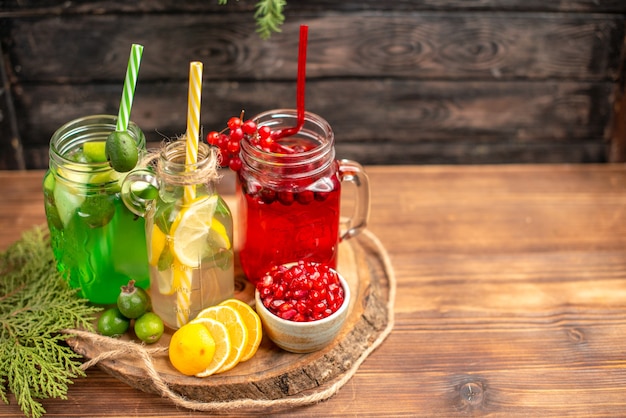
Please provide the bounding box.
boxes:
[238,171,341,284]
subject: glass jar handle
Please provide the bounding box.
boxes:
[120,168,158,217]
[338,159,370,241]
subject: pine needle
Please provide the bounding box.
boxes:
[219,0,287,39]
[0,226,101,418]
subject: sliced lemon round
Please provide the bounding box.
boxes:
[192,317,231,378]
[195,304,248,373]
[170,195,219,268]
[219,299,262,362]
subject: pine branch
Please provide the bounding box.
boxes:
[218,0,287,39]
[0,226,101,418]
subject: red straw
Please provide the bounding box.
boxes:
[272,25,308,140]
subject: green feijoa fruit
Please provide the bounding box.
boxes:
[78,193,116,228]
[106,131,139,172]
[117,280,151,319]
[97,307,131,337]
[134,312,164,344]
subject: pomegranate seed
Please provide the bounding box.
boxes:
[257,261,344,322]
[280,309,298,320]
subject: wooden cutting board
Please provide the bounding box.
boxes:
[66,232,393,413]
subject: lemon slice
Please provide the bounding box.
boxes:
[171,195,219,268]
[195,305,248,373]
[209,218,231,250]
[148,223,167,267]
[219,299,262,362]
[192,317,231,378]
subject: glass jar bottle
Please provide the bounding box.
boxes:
[43,114,149,304]
[237,109,370,284]
[122,140,234,329]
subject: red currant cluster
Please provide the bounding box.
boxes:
[257,261,345,322]
[206,114,294,172]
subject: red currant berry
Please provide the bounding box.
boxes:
[217,133,229,149]
[206,131,221,146]
[229,127,244,142]
[277,191,294,206]
[227,138,241,153]
[259,188,276,204]
[260,135,273,150]
[296,190,314,204]
[258,126,272,140]
[227,117,242,130]
[242,120,257,135]
[228,157,242,171]
[219,149,231,167]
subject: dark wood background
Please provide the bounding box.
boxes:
[1,1,625,169]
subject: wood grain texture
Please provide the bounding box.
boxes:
[2,0,626,13]
[2,164,626,416]
[3,13,622,81]
[9,79,615,166]
[1,2,624,168]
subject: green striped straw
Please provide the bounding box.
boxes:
[115,43,144,132]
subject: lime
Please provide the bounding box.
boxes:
[97,307,131,337]
[78,193,115,228]
[106,131,139,172]
[43,171,56,195]
[134,312,164,344]
[133,182,159,200]
[83,141,108,163]
[43,172,64,230]
[53,180,85,227]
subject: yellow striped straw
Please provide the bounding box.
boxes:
[184,61,203,204]
[174,260,191,328]
[176,61,203,328]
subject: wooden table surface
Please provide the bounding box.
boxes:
[2,164,626,417]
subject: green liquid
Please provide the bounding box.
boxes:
[45,174,150,304]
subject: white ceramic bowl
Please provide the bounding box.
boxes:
[254,268,351,353]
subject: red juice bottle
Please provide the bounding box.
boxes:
[237,109,370,284]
